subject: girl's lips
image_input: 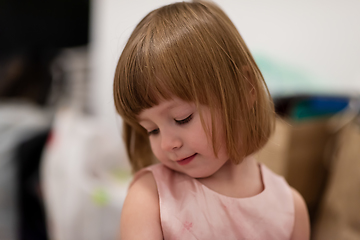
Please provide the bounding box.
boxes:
[176,153,197,165]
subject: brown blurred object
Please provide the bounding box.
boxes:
[284,119,333,222]
[312,120,360,240]
[256,117,291,176]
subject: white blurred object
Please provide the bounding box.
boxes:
[0,101,51,240]
[50,47,89,112]
[41,107,130,240]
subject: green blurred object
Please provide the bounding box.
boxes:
[91,188,109,206]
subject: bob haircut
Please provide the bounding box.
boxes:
[114,0,275,173]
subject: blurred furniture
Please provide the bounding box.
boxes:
[257,95,360,239]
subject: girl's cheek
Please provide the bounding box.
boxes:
[150,140,161,158]
[149,140,156,152]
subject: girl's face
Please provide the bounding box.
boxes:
[138,97,229,178]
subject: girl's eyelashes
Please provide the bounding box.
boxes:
[146,113,193,135]
[148,128,159,136]
[175,114,193,125]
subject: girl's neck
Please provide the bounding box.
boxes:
[196,155,264,198]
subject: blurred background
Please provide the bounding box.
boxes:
[1,0,359,239]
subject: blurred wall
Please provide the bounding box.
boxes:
[89,0,360,162]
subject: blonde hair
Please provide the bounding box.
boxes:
[114,0,275,173]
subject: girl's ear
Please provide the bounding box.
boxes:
[242,65,257,109]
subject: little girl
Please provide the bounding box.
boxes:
[113,1,310,239]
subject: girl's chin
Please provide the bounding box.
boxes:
[179,168,217,179]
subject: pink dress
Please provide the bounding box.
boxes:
[133,163,294,240]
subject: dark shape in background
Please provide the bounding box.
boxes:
[16,129,50,240]
[0,1,89,239]
[0,0,89,52]
[0,0,89,105]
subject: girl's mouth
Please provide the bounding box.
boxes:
[176,153,197,165]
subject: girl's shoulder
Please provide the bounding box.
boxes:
[130,163,188,194]
[120,167,163,240]
[262,164,310,240]
[289,187,311,240]
[129,163,171,187]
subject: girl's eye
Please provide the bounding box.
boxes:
[175,114,193,125]
[148,128,159,136]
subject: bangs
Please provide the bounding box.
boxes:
[115,29,197,120]
[115,46,197,124]
[114,2,240,124]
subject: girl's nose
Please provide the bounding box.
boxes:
[160,131,183,151]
